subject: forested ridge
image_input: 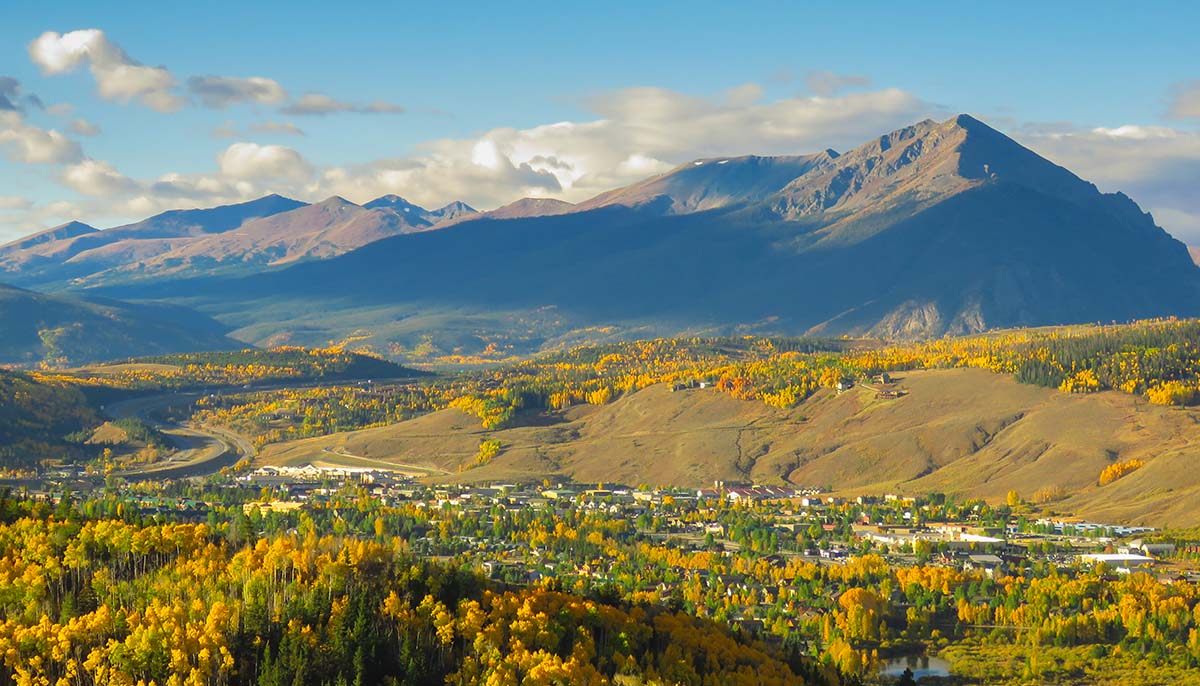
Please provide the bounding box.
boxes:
[43,347,423,393]
[0,369,98,470]
[179,320,1200,449]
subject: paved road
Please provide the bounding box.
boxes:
[104,391,252,480]
[318,448,451,476]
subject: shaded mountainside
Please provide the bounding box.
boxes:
[82,114,1200,355]
[0,113,1192,358]
[260,367,1200,526]
[0,282,238,366]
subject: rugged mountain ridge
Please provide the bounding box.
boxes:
[10,114,1200,355]
[0,195,306,286]
[89,196,439,282]
[0,193,484,287]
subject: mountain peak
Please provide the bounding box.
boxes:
[485,197,575,220]
[950,113,985,129]
[364,194,429,215]
[54,220,98,234]
[315,196,360,209]
[768,112,1105,225]
[0,220,98,251]
[431,201,478,222]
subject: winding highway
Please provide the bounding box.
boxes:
[104,391,254,480]
[101,375,424,480]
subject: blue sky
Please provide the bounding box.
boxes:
[1,1,1199,241]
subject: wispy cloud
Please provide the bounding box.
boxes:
[0,77,22,111]
[249,121,305,136]
[281,93,405,116]
[70,119,100,136]
[1168,80,1200,120]
[212,120,305,139]
[0,196,33,211]
[804,70,872,96]
[187,75,288,108]
[0,76,45,113]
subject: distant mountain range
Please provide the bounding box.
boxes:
[0,193,496,288]
[5,114,1199,360]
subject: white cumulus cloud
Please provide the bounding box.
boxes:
[218,142,313,183]
[61,159,139,196]
[28,29,183,112]
[0,111,83,164]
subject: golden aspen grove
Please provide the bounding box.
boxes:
[141,319,1200,450]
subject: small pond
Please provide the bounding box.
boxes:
[878,654,952,679]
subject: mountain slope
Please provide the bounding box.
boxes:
[100,193,307,240]
[764,115,1104,247]
[575,152,838,214]
[0,282,238,366]
[484,197,575,219]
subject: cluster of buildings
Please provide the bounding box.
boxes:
[28,460,1188,587]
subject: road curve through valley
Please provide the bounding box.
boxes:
[104,391,251,480]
